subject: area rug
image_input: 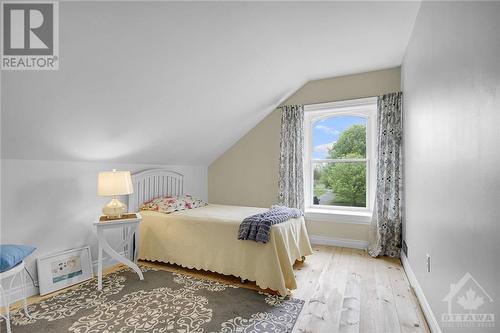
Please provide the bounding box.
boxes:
[3,266,304,332]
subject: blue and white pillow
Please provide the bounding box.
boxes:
[0,244,36,273]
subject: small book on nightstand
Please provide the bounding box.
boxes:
[98,213,139,223]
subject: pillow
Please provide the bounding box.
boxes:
[141,195,207,214]
[0,244,36,273]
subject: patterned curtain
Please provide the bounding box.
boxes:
[278,105,305,211]
[368,92,403,258]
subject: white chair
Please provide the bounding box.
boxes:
[0,261,31,333]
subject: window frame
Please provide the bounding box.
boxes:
[303,97,377,218]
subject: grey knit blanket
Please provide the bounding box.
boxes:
[237,205,303,243]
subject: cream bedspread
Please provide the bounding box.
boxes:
[138,204,313,295]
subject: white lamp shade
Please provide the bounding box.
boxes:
[97,170,134,196]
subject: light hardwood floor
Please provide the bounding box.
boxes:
[290,246,429,333]
[8,245,429,333]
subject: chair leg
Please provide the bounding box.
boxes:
[21,268,31,319]
[5,311,12,333]
[1,283,12,333]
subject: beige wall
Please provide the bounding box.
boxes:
[208,67,401,241]
[208,109,282,208]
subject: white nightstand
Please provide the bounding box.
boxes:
[94,213,144,290]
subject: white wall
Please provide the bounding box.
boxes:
[402,2,500,331]
[0,158,207,302]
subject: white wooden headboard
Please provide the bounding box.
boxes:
[128,169,184,212]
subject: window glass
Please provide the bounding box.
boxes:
[312,116,367,159]
[313,161,366,207]
[311,116,367,208]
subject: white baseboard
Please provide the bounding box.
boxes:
[0,251,127,307]
[401,253,442,333]
[309,235,368,249]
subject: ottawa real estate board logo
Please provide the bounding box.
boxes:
[442,272,495,329]
[1,1,59,70]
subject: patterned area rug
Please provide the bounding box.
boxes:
[3,266,304,332]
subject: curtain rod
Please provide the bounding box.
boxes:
[278,92,401,109]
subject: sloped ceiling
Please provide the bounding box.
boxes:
[1,1,420,165]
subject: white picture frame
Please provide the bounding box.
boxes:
[37,246,93,295]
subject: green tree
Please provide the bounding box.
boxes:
[328,124,366,158]
[321,124,366,207]
[321,160,366,206]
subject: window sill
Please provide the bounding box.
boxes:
[305,208,372,225]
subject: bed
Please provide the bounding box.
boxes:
[128,169,313,296]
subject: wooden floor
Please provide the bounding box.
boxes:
[290,246,429,333]
[11,245,429,333]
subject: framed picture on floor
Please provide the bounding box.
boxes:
[37,246,93,295]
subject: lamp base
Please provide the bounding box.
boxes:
[103,197,128,219]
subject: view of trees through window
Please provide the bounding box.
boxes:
[312,116,367,208]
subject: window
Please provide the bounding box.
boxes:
[304,98,376,215]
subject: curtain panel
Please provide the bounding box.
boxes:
[369,92,403,258]
[278,105,305,211]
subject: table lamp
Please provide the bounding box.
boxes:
[97,169,134,219]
